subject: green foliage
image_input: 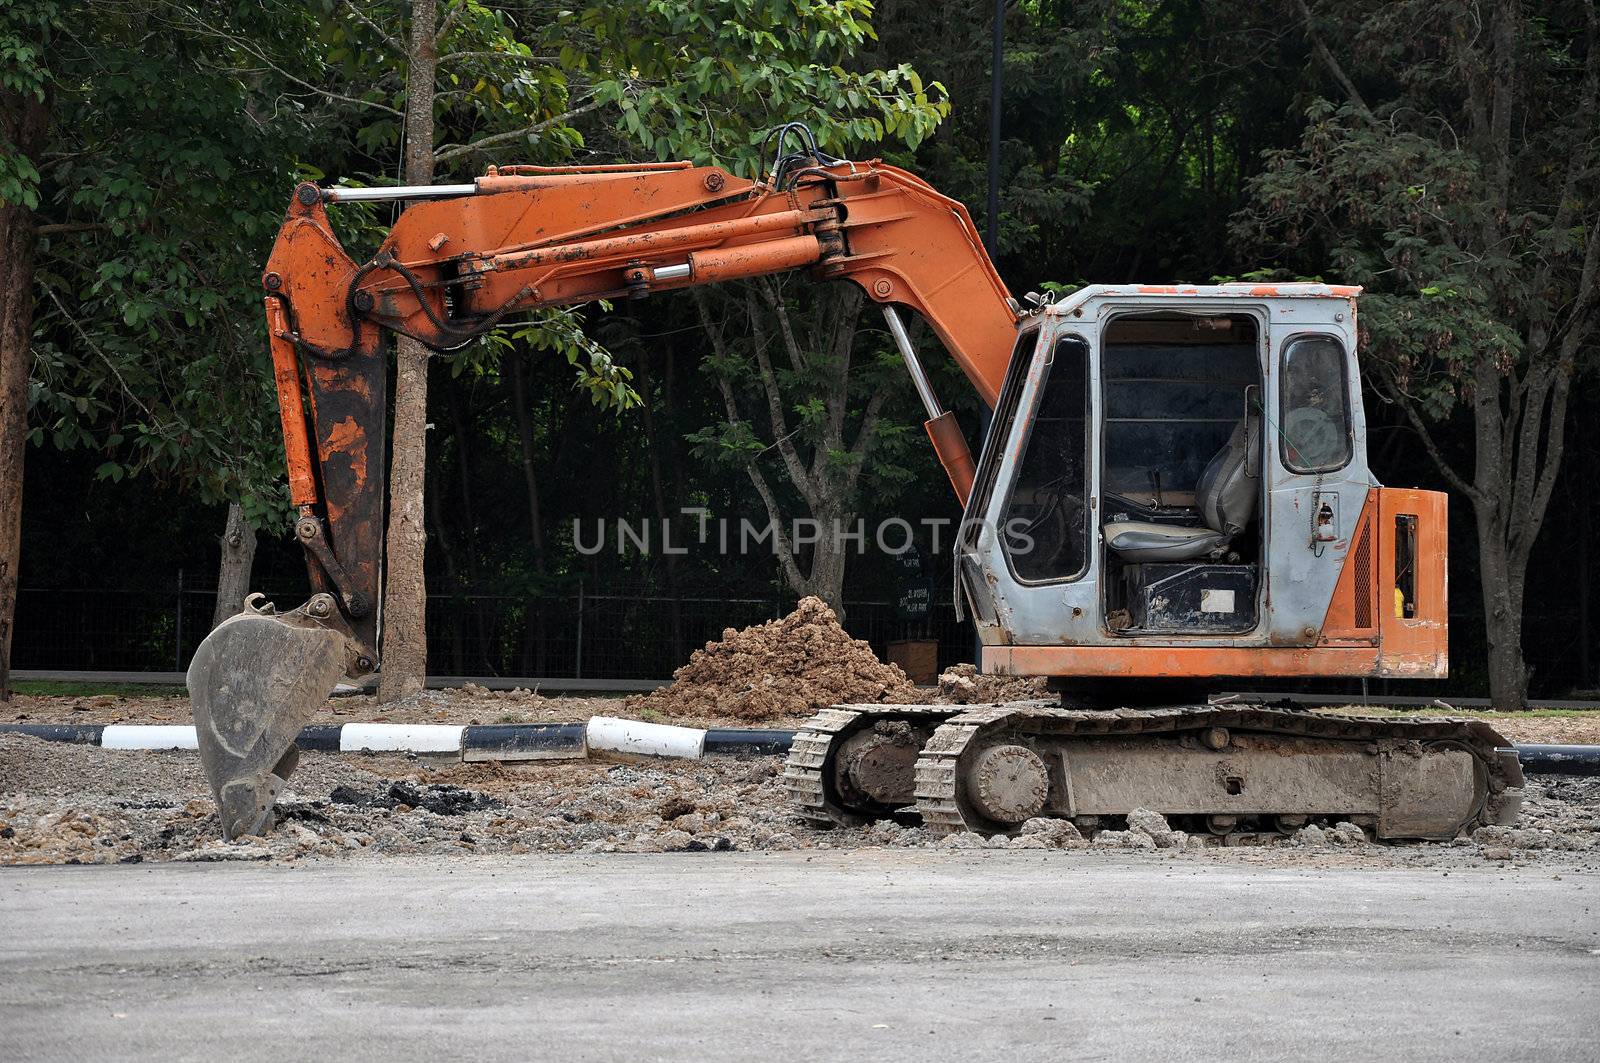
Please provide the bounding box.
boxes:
[569,0,948,171]
[1235,0,1597,423]
[0,0,59,210]
[493,306,640,412]
[26,2,316,530]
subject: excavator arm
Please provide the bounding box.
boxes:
[190,137,1021,837]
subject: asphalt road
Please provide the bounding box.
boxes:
[4,852,1598,1062]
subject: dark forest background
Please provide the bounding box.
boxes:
[4,0,1596,701]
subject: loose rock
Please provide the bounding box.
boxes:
[1127,808,1180,849]
[1019,817,1087,848]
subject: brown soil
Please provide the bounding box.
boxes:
[622,597,918,724]
[934,663,1051,704]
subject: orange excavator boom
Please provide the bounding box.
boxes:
[191,139,1021,838]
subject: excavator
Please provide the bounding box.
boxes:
[189,124,1523,843]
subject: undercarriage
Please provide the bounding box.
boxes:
[783,702,1525,841]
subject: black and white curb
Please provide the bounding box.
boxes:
[3,720,1596,775]
[0,716,794,762]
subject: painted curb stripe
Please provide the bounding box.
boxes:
[339,723,465,753]
[702,728,795,755]
[295,725,344,753]
[586,716,705,759]
[0,723,106,744]
[1512,743,1600,776]
[101,724,198,750]
[461,723,588,762]
[5,722,1593,775]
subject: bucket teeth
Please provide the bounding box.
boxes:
[186,601,354,839]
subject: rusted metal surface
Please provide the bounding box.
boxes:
[984,644,1394,678]
[912,703,1522,841]
[835,720,924,806]
[262,298,317,509]
[781,705,960,827]
[966,743,1049,824]
[251,147,1030,673]
[924,410,976,504]
[782,697,1524,841]
[187,594,360,839]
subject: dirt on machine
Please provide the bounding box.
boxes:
[190,122,1522,843]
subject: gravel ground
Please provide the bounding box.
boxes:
[9,685,1600,743]
[1,684,612,728]
[2,732,1596,869]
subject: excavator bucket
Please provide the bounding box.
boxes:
[187,594,356,839]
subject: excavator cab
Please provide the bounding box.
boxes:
[959,284,1449,690]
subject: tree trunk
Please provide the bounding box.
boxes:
[1475,514,1529,710]
[210,503,258,629]
[423,465,465,676]
[510,358,550,674]
[635,352,685,661]
[376,0,439,703]
[798,506,852,617]
[0,89,50,702]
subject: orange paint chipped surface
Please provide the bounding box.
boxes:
[321,415,368,490]
[985,645,1388,679]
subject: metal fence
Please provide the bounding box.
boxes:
[12,579,972,681]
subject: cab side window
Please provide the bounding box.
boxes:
[1002,337,1090,582]
[1279,335,1352,473]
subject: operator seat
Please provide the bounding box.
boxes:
[1103,410,1259,562]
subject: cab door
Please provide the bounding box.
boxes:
[957,322,1101,647]
[1263,306,1375,646]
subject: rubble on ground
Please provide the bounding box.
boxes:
[623,597,917,723]
[2,731,1596,867]
[934,663,1051,704]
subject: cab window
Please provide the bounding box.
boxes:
[1279,335,1352,473]
[1002,336,1090,582]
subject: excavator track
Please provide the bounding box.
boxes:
[912,703,1524,841]
[782,704,967,827]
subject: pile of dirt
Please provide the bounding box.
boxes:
[935,663,1051,704]
[624,597,916,723]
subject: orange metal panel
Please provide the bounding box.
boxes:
[820,166,1015,405]
[686,235,821,283]
[923,411,975,505]
[263,298,318,509]
[1319,488,1379,641]
[1376,487,1449,678]
[985,645,1384,678]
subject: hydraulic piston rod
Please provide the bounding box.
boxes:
[883,305,943,419]
[883,306,976,504]
[323,184,478,202]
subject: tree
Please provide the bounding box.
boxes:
[0,1,53,700]
[376,0,443,702]
[691,281,921,610]
[18,3,317,661]
[1236,0,1600,708]
[210,503,257,629]
[569,2,949,611]
[282,0,944,693]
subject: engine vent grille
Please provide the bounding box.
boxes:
[1353,521,1374,628]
